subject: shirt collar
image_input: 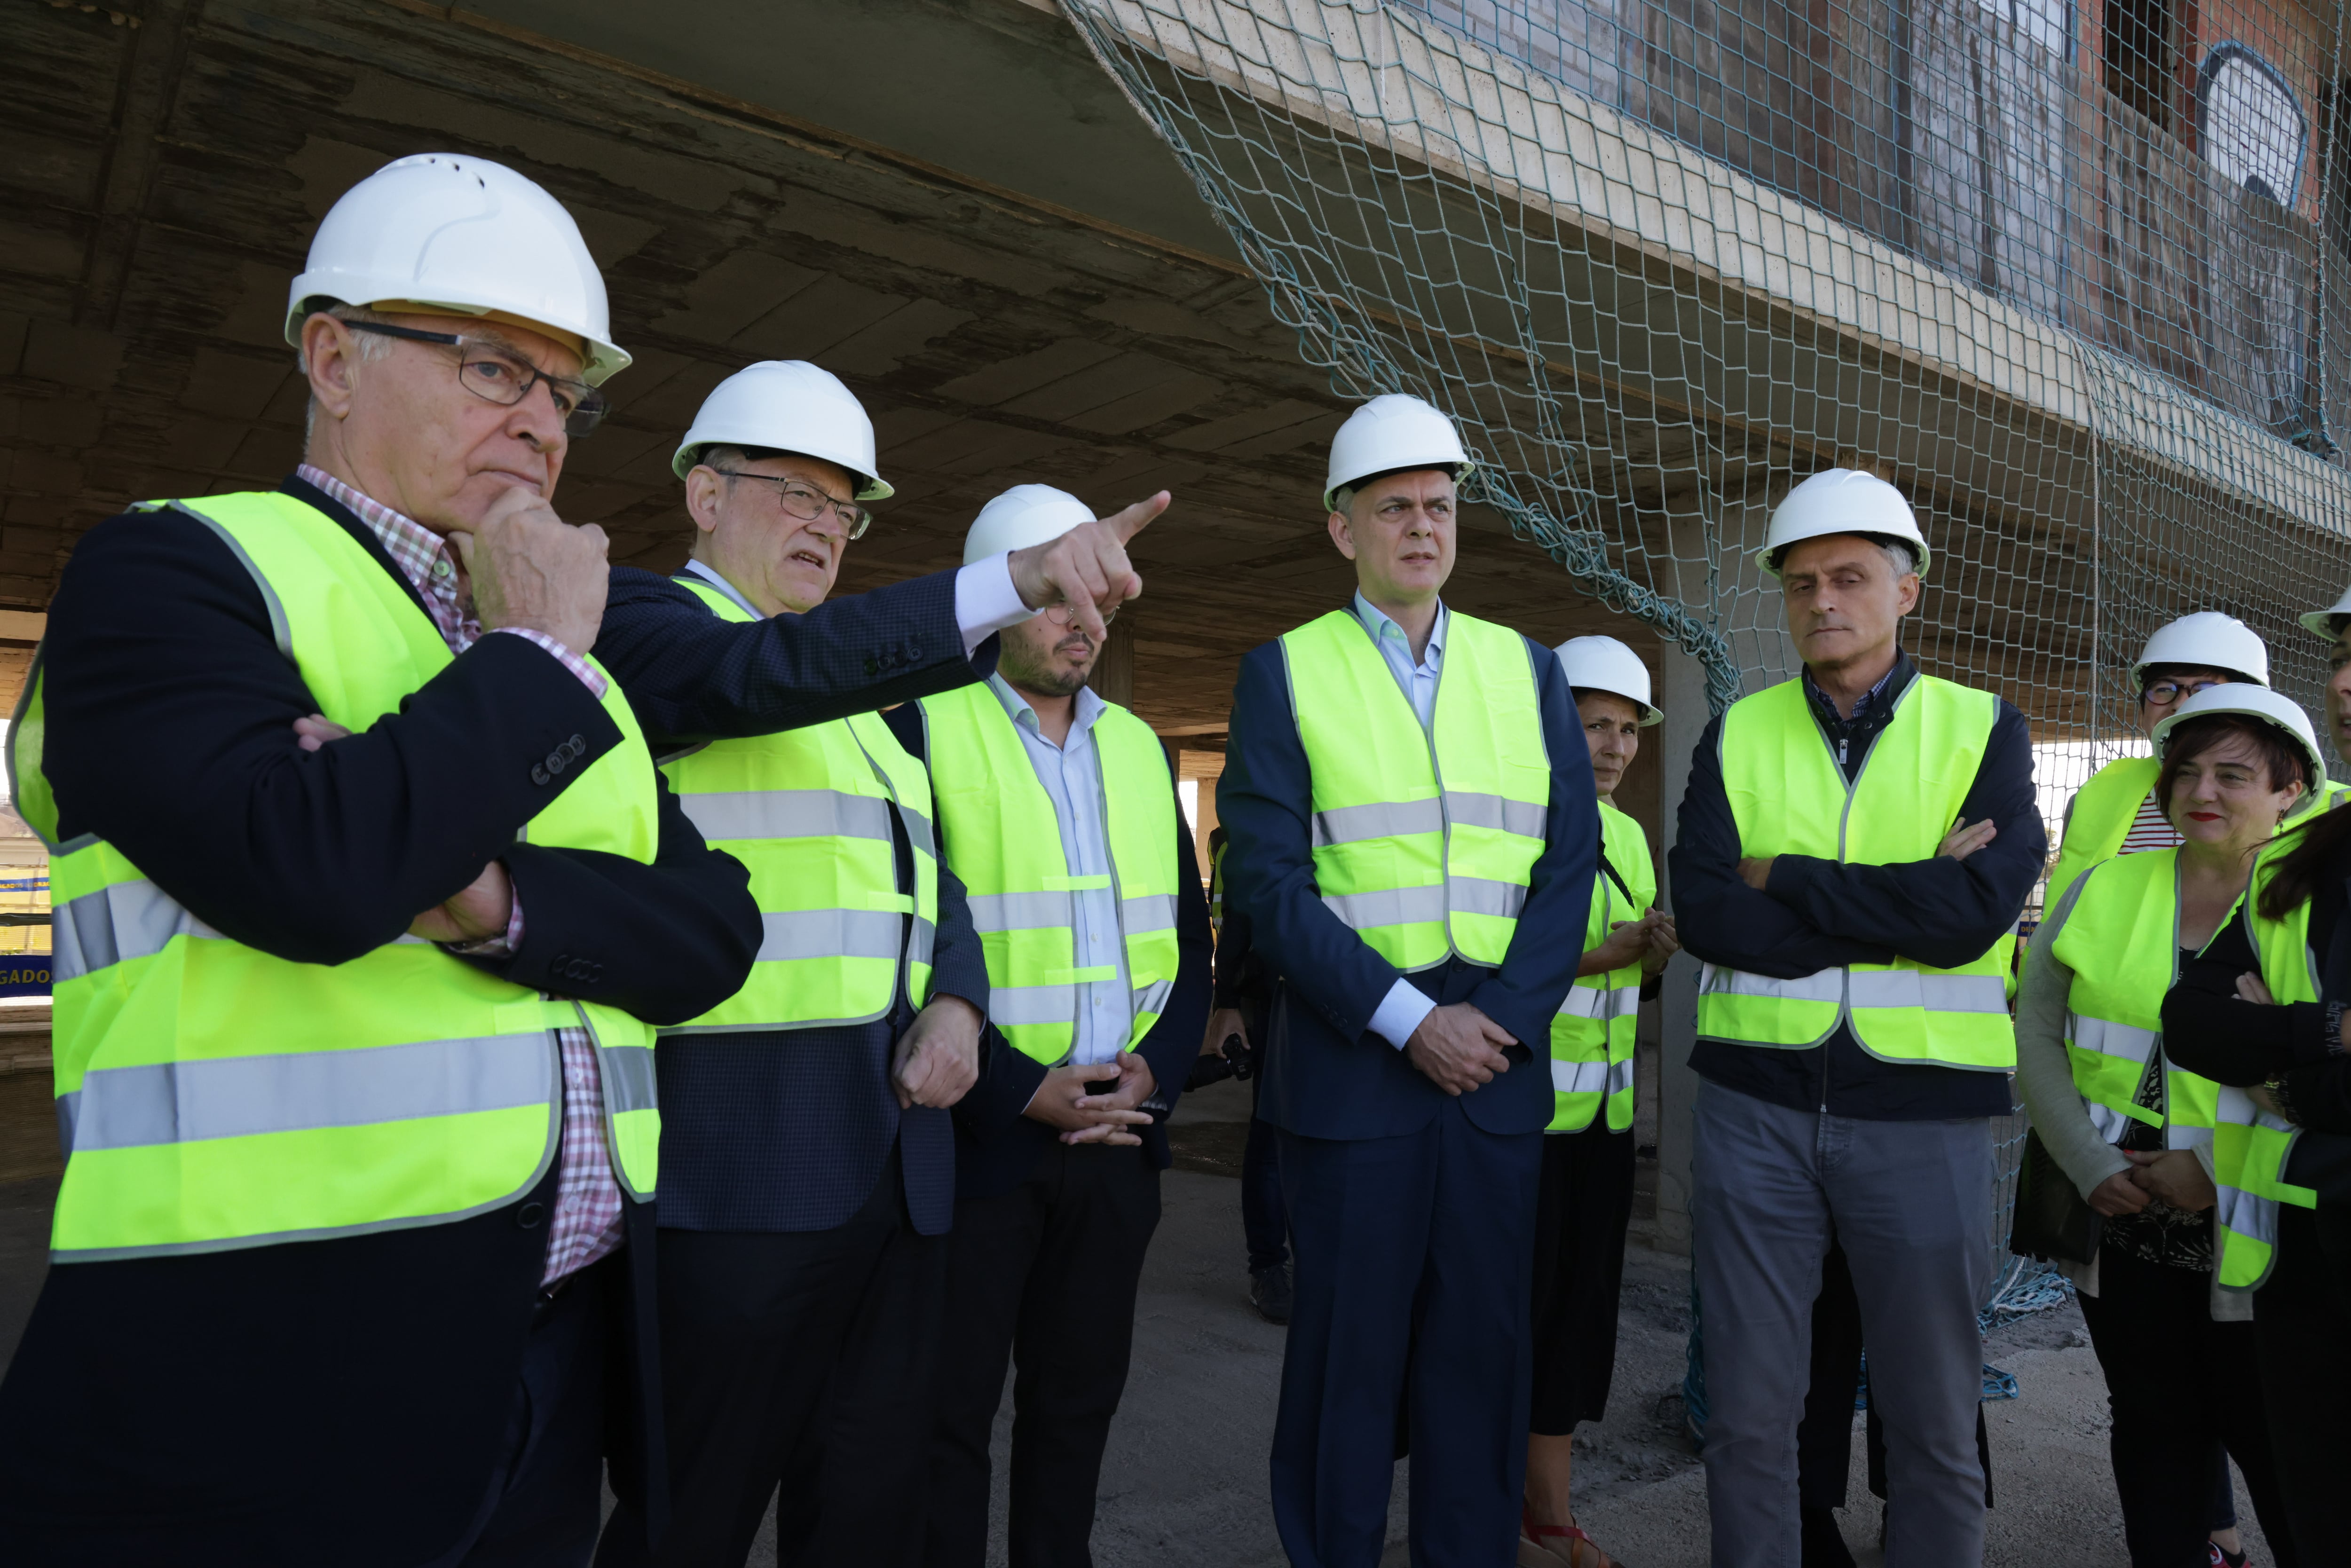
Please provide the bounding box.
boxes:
[295,463,452,601]
[1352,590,1446,668]
[679,557,766,620]
[987,671,1106,746]
[1803,648,1911,724]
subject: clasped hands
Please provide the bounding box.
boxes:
[2088,1148,2218,1217]
[1586,909,1680,976]
[1025,1050,1159,1146]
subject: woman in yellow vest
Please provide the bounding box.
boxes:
[2163,662,2351,1558]
[1520,636,1676,1568]
[2017,684,2318,1565]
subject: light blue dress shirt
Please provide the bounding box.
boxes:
[986,673,1133,1066]
[1349,591,1450,1050]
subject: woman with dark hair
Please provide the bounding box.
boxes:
[2160,683,2351,1562]
[2020,686,2319,1567]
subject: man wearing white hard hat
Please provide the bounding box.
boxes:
[1220,394,1597,1566]
[881,484,1210,1568]
[1519,636,1678,1568]
[2045,612,2281,902]
[0,155,764,1564]
[586,359,1045,1567]
[2299,577,2351,773]
[1668,468,2044,1567]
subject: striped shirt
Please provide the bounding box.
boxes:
[2115,790,2184,857]
[298,465,623,1286]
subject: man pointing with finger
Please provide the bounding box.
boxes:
[0,155,761,1565]
[1219,395,1596,1567]
[1670,470,2043,1567]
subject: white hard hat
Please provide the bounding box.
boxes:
[284,153,629,385]
[1553,635,1662,725]
[2130,611,2270,689]
[1323,394,1474,512]
[1758,469,1932,580]
[2152,683,2325,789]
[2300,581,2351,640]
[964,484,1095,565]
[671,361,892,501]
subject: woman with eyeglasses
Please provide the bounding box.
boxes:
[2016,685,2319,1567]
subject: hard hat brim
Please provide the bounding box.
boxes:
[1321,459,1474,515]
[1757,531,1931,582]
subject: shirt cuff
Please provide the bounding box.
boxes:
[487,626,608,700]
[1368,979,1437,1051]
[449,886,524,959]
[955,552,1037,657]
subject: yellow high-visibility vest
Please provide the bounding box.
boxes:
[658,578,937,1033]
[2047,848,2221,1152]
[919,683,1182,1066]
[1276,608,1549,970]
[13,490,662,1261]
[1548,801,1649,1133]
[2215,839,2321,1291]
[1695,674,2016,1071]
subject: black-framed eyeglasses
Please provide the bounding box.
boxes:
[710,470,873,540]
[343,320,609,438]
[2144,678,2226,706]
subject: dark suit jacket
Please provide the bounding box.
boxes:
[594,568,1005,1235]
[1218,613,1597,1142]
[883,700,1215,1200]
[0,475,761,1563]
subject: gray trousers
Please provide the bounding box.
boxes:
[1691,1081,1994,1568]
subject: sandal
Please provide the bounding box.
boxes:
[1520,1505,1628,1568]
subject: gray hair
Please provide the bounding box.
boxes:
[1878,537,1919,577]
[298,304,394,443]
[1330,483,1357,514]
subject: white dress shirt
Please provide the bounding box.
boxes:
[986,674,1133,1066]
[1350,591,1449,1051]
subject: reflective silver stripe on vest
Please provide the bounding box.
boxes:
[757,909,906,964]
[990,983,1077,1027]
[1322,883,1447,929]
[1557,983,1642,1021]
[54,879,220,983]
[898,806,937,860]
[909,915,937,972]
[1848,970,2010,1014]
[1122,893,1179,935]
[1550,1055,1636,1096]
[2085,1100,2142,1144]
[62,1033,552,1154]
[2067,1014,2159,1068]
[600,1044,659,1115]
[679,789,894,844]
[1450,876,1527,920]
[1443,791,1546,838]
[1314,798,1442,848]
[1699,963,1844,1005]
[968,890,1075,934]
[2216,1181,2279,1250]
[1132,977,1173,1019]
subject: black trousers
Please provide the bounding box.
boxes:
[1528,1126,1636,1435]
[2077,1246,2296,1568]
[438,1253,623,1568]
[595,1156,946,1568]
[926,1141,1161,1568]
[2253,1204,2351,1561]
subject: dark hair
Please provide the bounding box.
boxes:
[2156,714,2311,819]
[2259,803,2351,921]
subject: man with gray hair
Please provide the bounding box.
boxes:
[1668,469,2043,1566]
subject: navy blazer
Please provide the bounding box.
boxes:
[1218,611,1598,1143]
[883,700,1215,1200]
[591,567,1004,1234]
[7,475,766,1558]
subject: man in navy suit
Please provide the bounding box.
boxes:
[588,364,1166,1567]
[1219,395,1597,1567]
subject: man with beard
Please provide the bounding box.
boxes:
[883,484,1212,1568]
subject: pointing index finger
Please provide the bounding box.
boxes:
[1106,491,1170,544]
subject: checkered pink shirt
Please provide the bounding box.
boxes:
[298,465,625,1285]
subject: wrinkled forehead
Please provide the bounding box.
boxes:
[1575,690,1643,727]
[375,308,587,382]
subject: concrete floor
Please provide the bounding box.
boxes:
[0,1070,2282,1565]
